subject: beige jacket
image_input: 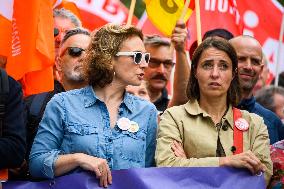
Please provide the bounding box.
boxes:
[155,100,272,184]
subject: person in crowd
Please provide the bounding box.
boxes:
[155,38,272,185]
[126,80,150,101]
[256,86,284,123]
[229,35,284,144]
[29,24,158,188]
[0,68,26,178]
[253,55,274,94]
[55,28,90,91]
[53,8,82,58]
[144,21,190,113]
[189,28,234,60]
[25,28,91,164]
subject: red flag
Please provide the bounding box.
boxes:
[68,0,139,30]
[186,0,283,75]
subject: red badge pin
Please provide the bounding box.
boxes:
[235,118,249,131]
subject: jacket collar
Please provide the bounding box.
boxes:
[184,99,234,129]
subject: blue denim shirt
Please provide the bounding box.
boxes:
[238,96,284,144]
[29,86,158,179]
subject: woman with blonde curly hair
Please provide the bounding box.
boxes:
[29,24,157,187]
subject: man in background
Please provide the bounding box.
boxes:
[144,21,190,113]
[230,35,284,144]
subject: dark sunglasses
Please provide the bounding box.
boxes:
[54,27,69,37]
[115,51,150,64]
[148,58,175,70]
[60,47,85,57]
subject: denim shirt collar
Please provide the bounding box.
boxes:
[83,86,135,113]
[237,96,256,112]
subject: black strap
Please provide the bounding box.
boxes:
[0,68,9,137]
[29,92,49,117]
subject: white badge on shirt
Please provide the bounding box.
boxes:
[117,117,131,130]
[128,121,139,133]
[117,117,139,133]
[235,118,249,131]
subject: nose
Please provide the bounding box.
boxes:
[139,58,148,68]
[243,59,253,70]
[210,65,220,78]
[54,32,65,45]
[155,62,166,73]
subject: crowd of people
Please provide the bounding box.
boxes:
[1,7,284,188]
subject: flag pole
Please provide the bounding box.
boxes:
[179,0,191,20]
[126,0,136,26]
[274,12,284,87]
[195,0,202,45]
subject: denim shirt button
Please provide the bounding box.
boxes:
[108,138,112,142]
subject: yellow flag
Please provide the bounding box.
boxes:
[145,0,195,36]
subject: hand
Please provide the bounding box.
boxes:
[171,140,187,158]
[78,154,112,188]
[219,150,266,175]
[171,20,188,52]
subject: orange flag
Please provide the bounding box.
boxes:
[55,0,82,21]
[3,0,54,96]
[0,1,12,60]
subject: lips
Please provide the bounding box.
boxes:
[74,65,83,71]
[137,73,144,80]
[209,82,221,86]
[239,73,254,80]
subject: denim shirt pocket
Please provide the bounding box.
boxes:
[64,122,99,155]
[118,129,146,163]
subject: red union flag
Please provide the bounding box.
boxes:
[237,0,284,76]
[68,0,138,30]
[187,0,284,76]
[141,0,283,76]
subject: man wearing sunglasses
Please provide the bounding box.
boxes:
[144,21,190,113]
[56,28,90,91]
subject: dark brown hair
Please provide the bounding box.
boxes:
[187,37,241,106]
[83,23,143,88]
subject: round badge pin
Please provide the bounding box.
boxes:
[128,121,139,133]
[235,118,249,131]
[117,117,131,131]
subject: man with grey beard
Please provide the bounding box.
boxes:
[55,28,90,91]
[230,35,284,144]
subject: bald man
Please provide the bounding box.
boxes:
[230,35,284,144]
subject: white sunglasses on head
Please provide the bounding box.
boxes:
[115,51,150,64]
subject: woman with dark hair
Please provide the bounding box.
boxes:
[29,24,157,187]
[155,37,272,185]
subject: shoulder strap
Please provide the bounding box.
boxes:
[29,92,49,117]
[233,108,249,155]
[0,68,9,137]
